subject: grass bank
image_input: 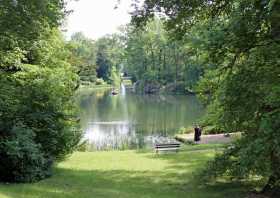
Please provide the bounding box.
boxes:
[0,144,251,198]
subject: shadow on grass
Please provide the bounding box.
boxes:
[0,169,249,198]
[135,144,225,154]
[139,144,225,169]
[0,145,249,198]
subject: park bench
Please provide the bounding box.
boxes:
[154,143,181,153]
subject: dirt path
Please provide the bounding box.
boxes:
[175,133,241,144]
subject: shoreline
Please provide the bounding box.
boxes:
[175,132,242,144]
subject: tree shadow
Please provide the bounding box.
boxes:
[0,146,250,198]
[0,168,249,198]
[140,145,221,170]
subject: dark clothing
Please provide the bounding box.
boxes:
[194,127,200,142]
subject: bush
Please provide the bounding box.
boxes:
[0,1,81,183]
[0,67,82,183]
[177,126,194,134]
[0,125,52,182]
[80,75,96,83]
[76,140,90,152]
[202,125,225,135]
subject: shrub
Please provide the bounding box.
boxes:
[0,125,51,183]
[177,126,194,134]
[202,125,225,135]
[0,67,82,183]
[76,140,90,152]
[0,1,81,183]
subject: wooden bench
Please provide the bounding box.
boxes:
[154,143,181,153]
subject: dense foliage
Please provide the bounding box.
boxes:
[0,1,81,182]
[95,34,124,85]
[67,32,98,84]
[131,0,280,195]
[68,20,204,93]
[124,20,203,93]
[67,32,124,86]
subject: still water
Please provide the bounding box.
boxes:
[77,86,205,150]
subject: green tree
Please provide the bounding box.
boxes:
[0,1,81,182]
[67,32,124,86]
[96,45,112,81]
[124,19,203,93]
[132,0,280,195]
[67,32,97,84]
[95,34,124,84]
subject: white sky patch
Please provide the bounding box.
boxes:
[64,0,135,40]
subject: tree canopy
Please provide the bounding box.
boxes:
[131,0,280,195]
[67,32,124,86]
[1,1,279,195]
[123,19,204,93]
[0,0,81,182]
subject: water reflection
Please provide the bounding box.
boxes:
[84,122,138,150]
[77,88,205,150]
[120,83,126,96]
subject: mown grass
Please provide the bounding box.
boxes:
[0,144,251,198]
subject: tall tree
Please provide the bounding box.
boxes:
[124,19,203,93]
[95,34,124,83]
[0,0,81,182]
[67,32,97,83]
[131,0,280,195]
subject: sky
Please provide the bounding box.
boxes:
[65,0,135,40]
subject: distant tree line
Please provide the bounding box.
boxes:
[67,32,124,87]
[124,19,204,93]
[68,20,205,94]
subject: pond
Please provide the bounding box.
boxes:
[76,86,205,150]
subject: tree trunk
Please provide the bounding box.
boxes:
[271,1,280,40]
[262,174,280,196]
[158,48,162,81]
[261,152,280,196]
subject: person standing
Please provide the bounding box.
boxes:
[194,125,200,142]
[198,125,202,141]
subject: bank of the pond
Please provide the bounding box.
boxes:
[79,84,113,90]
[174,133,242,144]
[133,80,196,95]
[0,144,251,198]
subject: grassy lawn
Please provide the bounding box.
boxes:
[0,144,250,198]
